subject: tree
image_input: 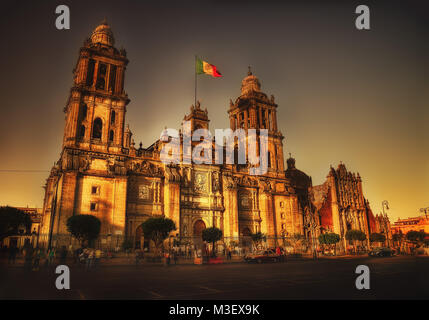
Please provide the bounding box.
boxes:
[141,216,176,255]
[287,233,306,254]
[0,206,32,242]
[318,232,340,255]
[406,230,427,247]
[250,232,266,251]
[369,233,386,245]
[202,227,223,257]
[345,229,367,254]
[229,240,239,251]
[392,233,403,244]
[66,214,101,247]
[392,233,404,253]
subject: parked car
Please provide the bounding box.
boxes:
[244,249,282,263]
[369,247,395,257]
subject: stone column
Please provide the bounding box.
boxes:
[259,192,275,246]
[92,61,99,89]
[164,181,180,232]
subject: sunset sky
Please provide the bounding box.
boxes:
[0,0,427,222]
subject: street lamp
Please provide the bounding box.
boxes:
[381,200,390,247]
[420,207,429,218]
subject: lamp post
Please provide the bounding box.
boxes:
[420,207,429,218]
[381,200,390,247]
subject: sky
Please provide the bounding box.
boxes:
[0,0,427,222]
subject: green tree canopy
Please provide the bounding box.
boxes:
[141,216,176,253]
[406,230,427,244]
[369,232,386,243]
[285,233,307,254]
[250,232,266,249]
[345,229,367,254]
[0,206,32,241]
[392,233,403,242]
[202,227,223,257]
[318,232,340,245]
[345,229,367,242]
[66,214,101,246]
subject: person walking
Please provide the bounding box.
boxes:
[48,248,55,266]
[227,249,232,260]
[95,248,102,267]
[164,251,170,266]
[24,246,34,272]
[135,249,141,266]
[173,251,178,265]
[86,250,94,270]
[32,248,42,271]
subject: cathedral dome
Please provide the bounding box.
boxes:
[241,67,261,96]
[91,20,115,46]
[285,155,312,191]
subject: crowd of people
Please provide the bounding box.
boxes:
[2,243,107,271]
[2,242,262,269]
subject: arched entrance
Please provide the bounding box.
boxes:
[241,227,252,253]
[193,220,206,236]
[193,220,206,250]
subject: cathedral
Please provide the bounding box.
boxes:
[39,21,387,253]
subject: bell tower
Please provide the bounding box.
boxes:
[63,20,130,154]
[228,67,285,174]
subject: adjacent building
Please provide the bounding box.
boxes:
[391,215,429,235]
[310,163,391,251]
[1,207,42,248]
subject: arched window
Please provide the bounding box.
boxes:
[78,125,85,139]
[110,111,116,125]
[109,130,114,142]
[96,63,107,90]
[92,118,102,139]
[86,59,95,86]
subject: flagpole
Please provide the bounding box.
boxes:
[195,55,197,107]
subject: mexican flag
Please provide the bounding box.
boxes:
[196,58,222,77]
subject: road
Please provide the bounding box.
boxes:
[0,256,428,299]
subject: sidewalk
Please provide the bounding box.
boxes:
[0,255,246,267]
[101,255,246,266]
[1,253,382,268]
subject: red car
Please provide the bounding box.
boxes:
[244,249,282,263]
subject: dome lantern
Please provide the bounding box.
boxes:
[91,20,115,47]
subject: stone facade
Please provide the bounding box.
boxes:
[310,163,392,252]
[39,22,305,251]
[392,215,429,236]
